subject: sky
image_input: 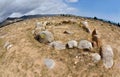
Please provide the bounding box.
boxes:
[0,0,120,23]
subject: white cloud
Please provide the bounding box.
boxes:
[0,0,79,22]
[65,0,79,3]
[9,12,23,18]
[26,0,78,15]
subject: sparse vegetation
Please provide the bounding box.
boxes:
[0,15,120,77]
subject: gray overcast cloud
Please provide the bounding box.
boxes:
[0,0,79,22]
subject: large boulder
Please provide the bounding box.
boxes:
[35,30,54,43]
[67,40,78,48]
[101,45,114,69]
[50,41,66,50]
[78,40,92,50]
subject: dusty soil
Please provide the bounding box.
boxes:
[0,16,120,77]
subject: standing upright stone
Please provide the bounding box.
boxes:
[81,21,91,33]
[101,45,114,69]
[92,29,101,48]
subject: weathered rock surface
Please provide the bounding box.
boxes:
[44,59,55,69]
[81,21,91,33]
[78,40,92,50]
[50,41,66,50]
[35,30,54,43]
[92,29,101,47]
[101,45,114,69]
[91,53,101,63]
[92,29,99,36]
[67,40,78,48]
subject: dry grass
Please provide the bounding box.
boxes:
[0,16,120,77]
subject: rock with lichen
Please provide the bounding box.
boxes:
[35,30,54,43]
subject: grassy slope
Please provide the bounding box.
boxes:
[0,16,120,77]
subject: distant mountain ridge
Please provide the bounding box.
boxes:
[0,14,59,28]
[0,14,119,28]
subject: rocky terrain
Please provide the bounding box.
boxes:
[0,15,120,77]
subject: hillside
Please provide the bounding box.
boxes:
[0,15,120,77]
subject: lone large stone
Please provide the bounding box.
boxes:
[35,30,54,43]
[78,40,92,50]
[101,45,114,69]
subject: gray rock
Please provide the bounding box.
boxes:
[101,45,114,69]
[78,40,92,50]
[4,41,13,50]
[50,41,66,50]
[81,21,89,28]
[91,53,101,63]
[44,59,55,69]
[36,30,54,43]
[67,40,78,48]
[81,21,91,33]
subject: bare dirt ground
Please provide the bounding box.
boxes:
[0,16,120,77]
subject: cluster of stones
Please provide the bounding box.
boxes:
[33,20,114,69]
[81,21,114,69]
